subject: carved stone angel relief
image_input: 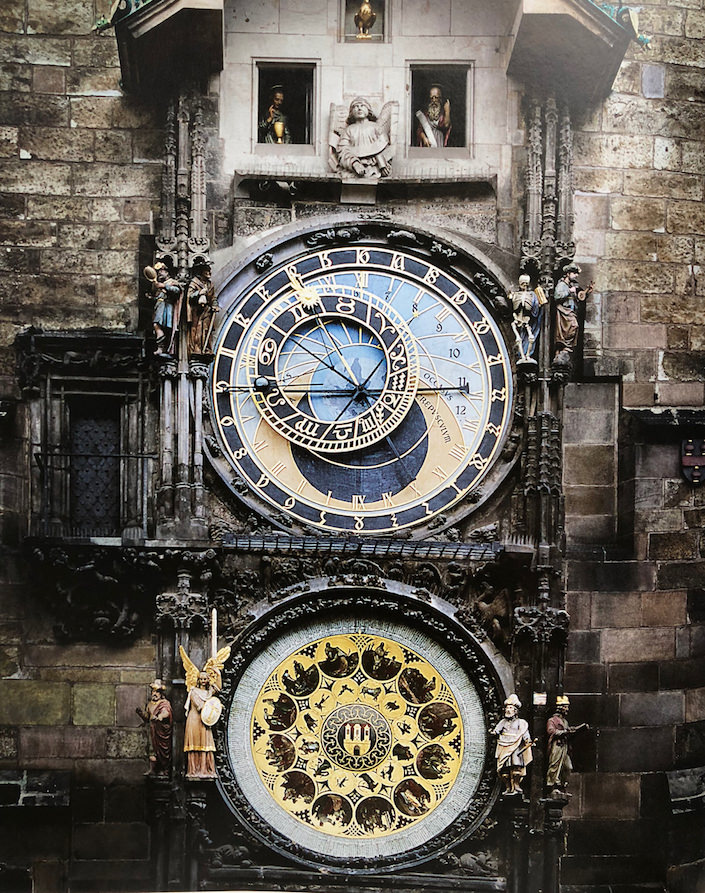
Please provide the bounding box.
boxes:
[329,97,398,179]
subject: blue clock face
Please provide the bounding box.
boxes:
[210,243,513,534]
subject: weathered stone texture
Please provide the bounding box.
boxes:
[0,681,71,725]
[580,773,641,818]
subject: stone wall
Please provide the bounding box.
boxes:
[562,4,705,887]
[0,549,156,890]
[0,0,161,384]
[0,3,162,889]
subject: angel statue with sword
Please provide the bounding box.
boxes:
[179,642,231,779]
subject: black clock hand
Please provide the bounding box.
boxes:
[352,389,418,485]
[285,332,355,386]
[309,318,360,386]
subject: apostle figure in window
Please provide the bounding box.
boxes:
[415,84,451,148]
[187,261,218,357]
[258,85,291,144]
[331,97,395,178]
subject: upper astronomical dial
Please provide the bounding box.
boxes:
[211,242,513,535]
[240,288,420,453]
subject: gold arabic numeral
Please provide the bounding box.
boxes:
[336,295,356,315]
[254,285,271,302]
[390,252,405,272]
[256,473,270,488]
[471,320,491,336]
[486,422,501,437]
[354,515,365,531]
[319,251,333,269]
[382,492,395,508]
[390,513,399,528]
[423,266,440,285]
[284,496,296,509]
[449,288,468,306]
[258,337,278,365]
[285,264,303,288]
[487,353,504,365]
[422,501,432,516]
[233,311,253,327]
[319,510,327,525]
[491,387,507,402]
[233,447,247,459]
[356,248,370,265]
[215,379,230,393]
[352,494,367,510]
[219,415,235,426]
[471,455,490,471]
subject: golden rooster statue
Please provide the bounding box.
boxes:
[355,1,376,39]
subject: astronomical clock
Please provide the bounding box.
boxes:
[195,219,540,886]
[208,223,513,537]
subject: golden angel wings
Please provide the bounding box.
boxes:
[179,644,232,692]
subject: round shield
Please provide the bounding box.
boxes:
[201,695,223,727]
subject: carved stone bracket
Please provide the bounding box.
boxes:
[512,605,569,645]
[25,543,163,642]
[15,330,147,395]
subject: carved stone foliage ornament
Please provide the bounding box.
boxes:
[208,222,516,537]
[214,582,506,872]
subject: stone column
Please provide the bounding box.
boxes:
[157,360,177,526]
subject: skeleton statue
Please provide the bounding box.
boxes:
[508,274,547,367]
